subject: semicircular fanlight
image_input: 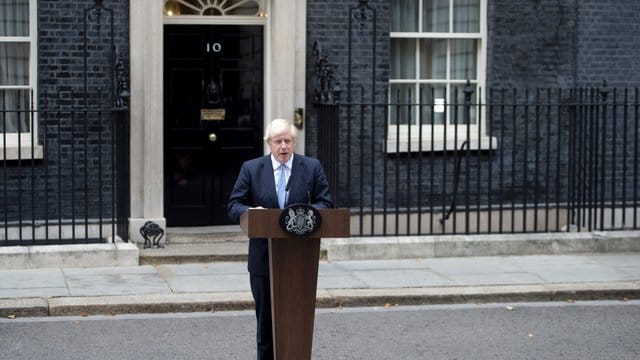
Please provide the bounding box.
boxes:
[164,0,263,17]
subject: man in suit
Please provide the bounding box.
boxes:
[227,118,333,360]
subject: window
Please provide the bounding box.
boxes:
[388,0,491,152]
[164,0,265,17]
[0,0,39,159]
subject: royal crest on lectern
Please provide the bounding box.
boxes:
[279,204,322,236]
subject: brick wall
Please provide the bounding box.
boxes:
[39,0,129,97]
[488,0,640,89]
[576,0,640,87]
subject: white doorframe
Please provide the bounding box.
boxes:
[128,0,306,242]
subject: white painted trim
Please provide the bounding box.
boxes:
[0,36,31,42]
[293,0,307,154]
[0,144,43,160]
[385,136,498,153]
[390,32,482,39]
[129,0,165,222]
[0,0,38,149]
[263,0,272,155]
[163,15,267,25]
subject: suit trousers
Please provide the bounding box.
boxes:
[250,273,273,360]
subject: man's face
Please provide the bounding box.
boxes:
[268,132,295,163]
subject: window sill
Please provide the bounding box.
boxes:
[385,136,498,153]
[1,145,44,161]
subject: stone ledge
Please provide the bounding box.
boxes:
[0,242,139,270]
[0,298,49,317]
[47,292,254,316]
[322,231,640,261]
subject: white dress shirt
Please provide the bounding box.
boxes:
[271,153,293,193]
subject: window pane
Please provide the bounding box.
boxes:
[392,0,418,32]
[391,39,416,79]
[451,39,477,80]
[422,0,449,32]
[420,39,447,79]
[0,43,30,86]
[453,0,480,33]
[450,84,477,125]
[0,0,30,36]
[419,85,446,125]
[389,84,418,125]
[165,0,262,16]
[0,89,31,133]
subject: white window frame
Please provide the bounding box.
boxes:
[387,0,495,153]
[0,0,41,160]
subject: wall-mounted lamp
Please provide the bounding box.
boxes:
[164,0,181,16]
[294,108,304,129]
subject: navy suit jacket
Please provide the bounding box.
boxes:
[227,154,334,275]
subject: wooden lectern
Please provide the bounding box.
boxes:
[240,207,350,360]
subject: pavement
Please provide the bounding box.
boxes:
[1,252,640,318]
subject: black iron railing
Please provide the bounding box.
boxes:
[317,84,640,236]
[1,90,130,246]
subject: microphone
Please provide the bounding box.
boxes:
[285,173,292,191]
[307,189,311,205]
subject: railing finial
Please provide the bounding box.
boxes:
[600,80,609,102]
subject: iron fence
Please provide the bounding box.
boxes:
[1,90,130,245]
[317,84,640,236]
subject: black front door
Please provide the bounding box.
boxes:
[164,25,263,226]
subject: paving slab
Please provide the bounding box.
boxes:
[317,273,368,289]
[156,263,250,293]
[445,272,545,286]
[528,265,637,283]
[421,256,524,275]
[62,266,172,297]
[156,262,247,276]
[163,274,250,293]
[0,268,69,298]
[0,268,66,289]
[330,259,433,271]
[351,269,453,288]
[505,254,603,268]
[586,253,640,267]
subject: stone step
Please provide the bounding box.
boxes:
[165,225,246,244]
[140,225,247,265]
[140,242,249,265]
[141,225,329,265]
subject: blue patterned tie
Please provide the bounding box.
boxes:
[277,164,287,208]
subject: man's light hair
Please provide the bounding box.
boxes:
[264,118,297,143]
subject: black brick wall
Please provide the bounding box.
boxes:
[487,0,578,89]
[576,0,640,87]
[488,0,640,89]
[39,0,129,98]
